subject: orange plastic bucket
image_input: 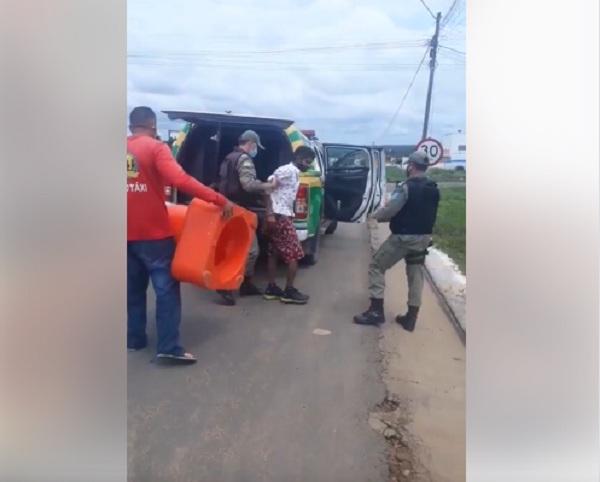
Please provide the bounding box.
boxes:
[167,200,257,291]
[165,202,187,243]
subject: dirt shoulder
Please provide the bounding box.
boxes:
[368,222,466,482]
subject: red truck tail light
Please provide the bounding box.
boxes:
[294,184,309,220]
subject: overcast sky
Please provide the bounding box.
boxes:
[127,0,465,145]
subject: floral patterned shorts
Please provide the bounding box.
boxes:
[267,215,304,263]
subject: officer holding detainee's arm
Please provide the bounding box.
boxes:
[353,150,440,332]
[216,130,276,306]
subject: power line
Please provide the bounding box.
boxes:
[437,57,465,67]
[128,40,429,58]
[128,57,431,67]
[128,58,462,72]
[439,45,465,55]
[442,1,465,31]
[441,0,465,39]
[126,45,467,71]
[418,0,437,19]
[378,47,430,140]
[440,31,465,43]
[437,46,465,63]
[441,0,459,29]
[440,58,465,68]
[445,0,460,17]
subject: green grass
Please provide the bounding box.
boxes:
[385,165,405,183]
[432,186,466,274]
[386,166,466,184]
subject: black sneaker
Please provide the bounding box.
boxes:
[264,283,285,301]
[239,280,263,297]
[217,290,236,306]
[353,309,385,326]
[280,287,309,305]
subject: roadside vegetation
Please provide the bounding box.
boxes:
[386,165,466,184]
[432,186,466,274]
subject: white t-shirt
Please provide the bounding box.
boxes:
[268,162,300,217]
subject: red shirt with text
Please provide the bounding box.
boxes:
[127,135,227,241]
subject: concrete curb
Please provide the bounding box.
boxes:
[424,248,466,336]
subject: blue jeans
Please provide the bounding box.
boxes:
[127,238,184,356]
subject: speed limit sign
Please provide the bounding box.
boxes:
[416,138,443,165]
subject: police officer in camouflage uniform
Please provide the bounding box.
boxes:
[217,130,276,305]
[354,150,440,331]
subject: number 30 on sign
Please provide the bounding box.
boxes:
[416,138,443,165]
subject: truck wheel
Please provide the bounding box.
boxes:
[301,230,321,266]
[325,220,338,235]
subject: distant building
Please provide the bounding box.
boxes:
[380,145,416,165]
[439,130,466,171]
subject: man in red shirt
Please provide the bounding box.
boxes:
[127,106,233,364]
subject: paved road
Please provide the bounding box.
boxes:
[128,223,390,482]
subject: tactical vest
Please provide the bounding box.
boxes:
[390,176,440,235]
[218,149,262,208]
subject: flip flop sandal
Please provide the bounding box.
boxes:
[156,352,197,365]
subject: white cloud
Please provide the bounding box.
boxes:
[128,0,465,144]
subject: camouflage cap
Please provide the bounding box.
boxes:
[239,130,265,150]
[407,150,430,166]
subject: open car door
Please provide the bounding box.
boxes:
[323,144,386,223]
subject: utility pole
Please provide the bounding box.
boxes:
[422,11,442,140]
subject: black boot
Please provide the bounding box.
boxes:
[239,277,263,296]
[353,298,385,326]
[395,306,419,332]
